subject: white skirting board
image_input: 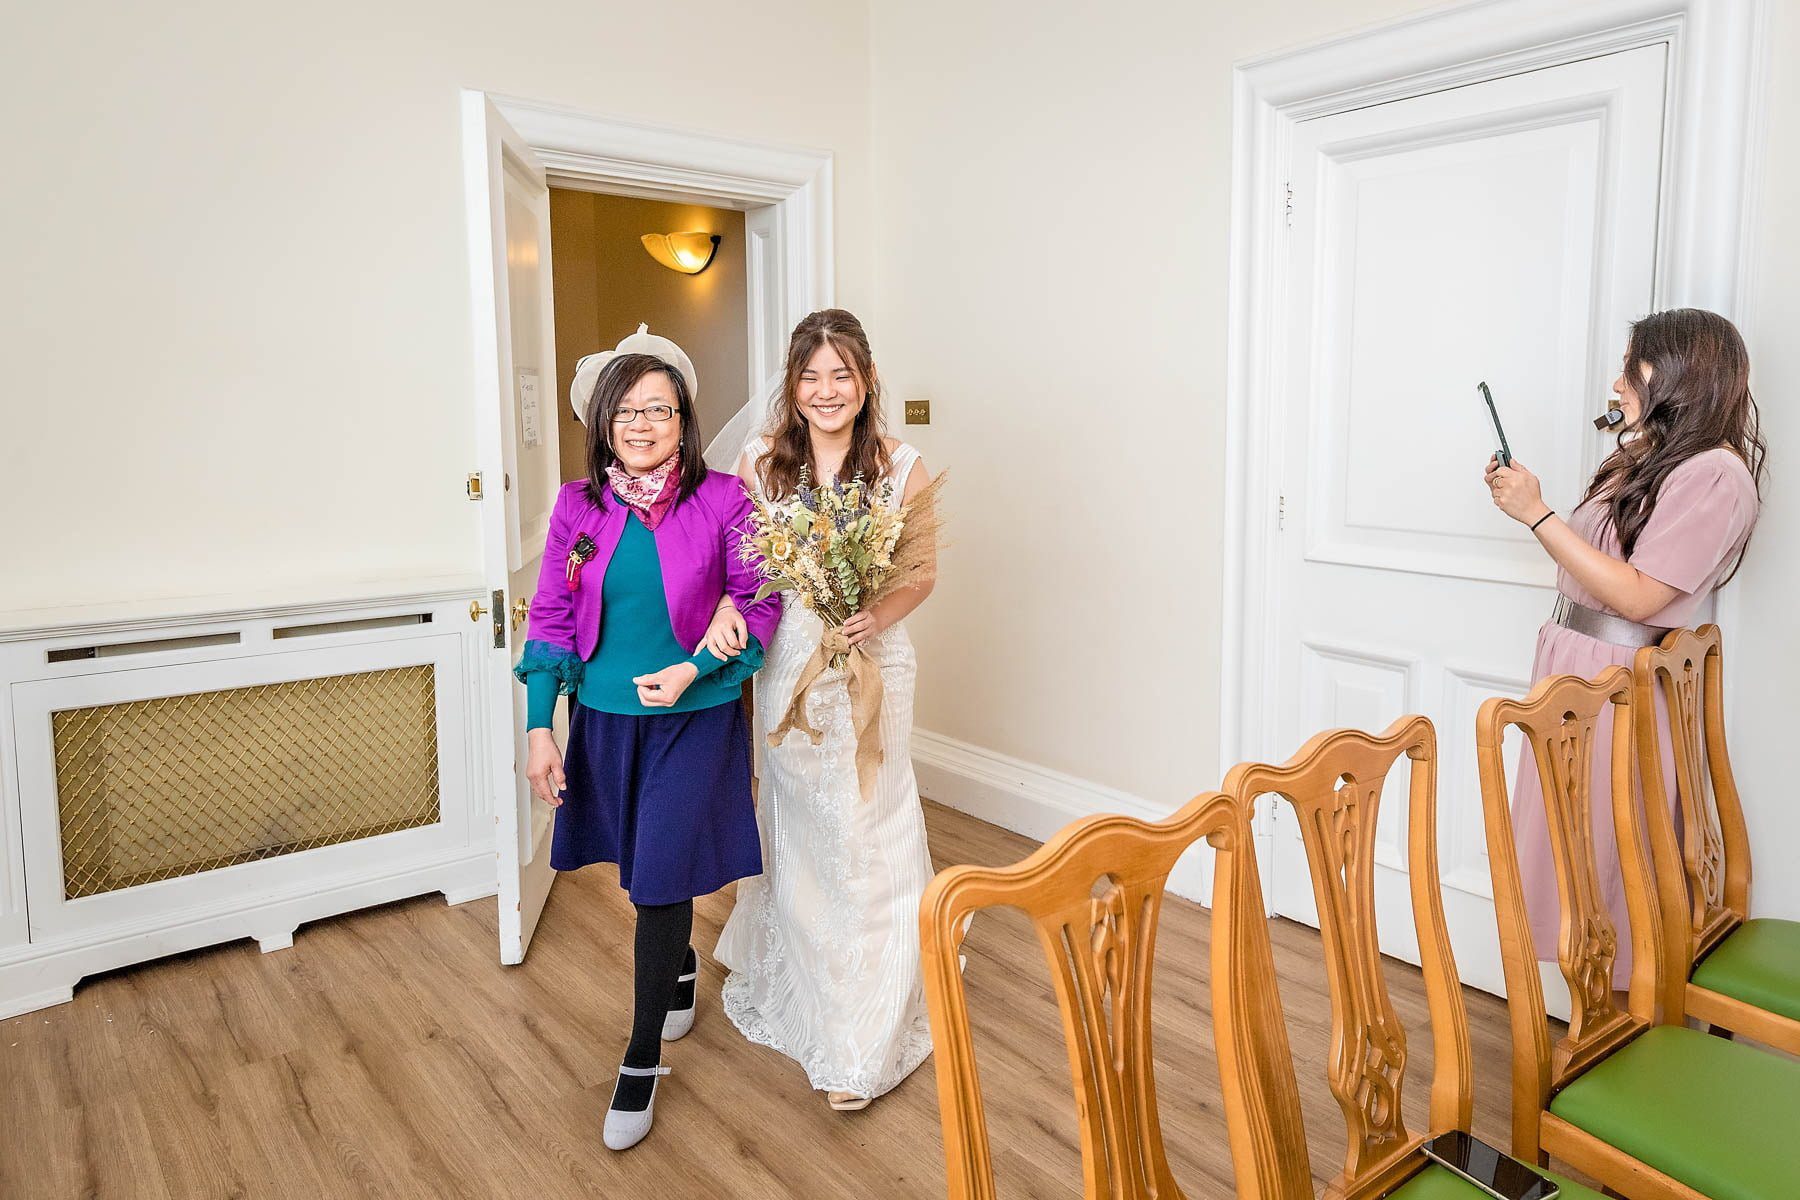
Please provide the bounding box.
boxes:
[911,729,1215,906]
[0,850,495,1021]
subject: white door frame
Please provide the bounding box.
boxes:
[1219,0,1769,796]
[485,92,834,404]
[460,92,833,957]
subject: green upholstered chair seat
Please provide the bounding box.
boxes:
[1549,1024,1800,1200]
[1691,917,1800,1023]
[1387,1160,1600,1199]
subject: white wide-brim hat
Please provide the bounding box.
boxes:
[570,323,699,424]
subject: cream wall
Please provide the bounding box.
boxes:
[548,189,750,483]
[0,0,869,616]
[873,0,1800,920]
[868,0,1445,811]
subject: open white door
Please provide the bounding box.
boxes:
[462,91,563,964]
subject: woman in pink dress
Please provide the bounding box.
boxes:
[1485,308,1765,989]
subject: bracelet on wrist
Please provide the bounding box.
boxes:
[1529,510,1555,532]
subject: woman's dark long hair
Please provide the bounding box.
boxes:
[1583,308,1766,583]
[757,309,892,499]
[582,353,707,509]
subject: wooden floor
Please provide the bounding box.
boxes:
[4,800,1538,1199]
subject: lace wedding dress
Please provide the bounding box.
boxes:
[715,439,936,1099]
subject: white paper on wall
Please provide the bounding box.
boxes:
[518,369,541,449]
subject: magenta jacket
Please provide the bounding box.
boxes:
[522,472,782,664]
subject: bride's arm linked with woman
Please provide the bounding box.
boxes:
[713,308,942,1113]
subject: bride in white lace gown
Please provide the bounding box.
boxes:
[714,310,937,1108]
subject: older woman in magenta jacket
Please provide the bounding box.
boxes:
[515,343,779,1152]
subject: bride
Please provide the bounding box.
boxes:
[708,308,937,1111]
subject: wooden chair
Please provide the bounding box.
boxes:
[1633,625,1800,1054]
[918,790,1310,1200]
[1478,667,1800,1200]
[1224,716,1602,1200]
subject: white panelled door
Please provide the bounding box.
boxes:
[463,93,563,964]
[1266,47,1667,993]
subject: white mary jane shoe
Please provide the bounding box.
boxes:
[603,1064,671,1151]
[661,964,700,1041]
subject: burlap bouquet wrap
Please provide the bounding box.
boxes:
[766,625,886,801]
[750,471,947,802]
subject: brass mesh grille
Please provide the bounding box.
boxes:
[51,666,442,899]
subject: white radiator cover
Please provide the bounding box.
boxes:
[0,584,498,1018]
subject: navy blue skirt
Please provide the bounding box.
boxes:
[552,698,761,905]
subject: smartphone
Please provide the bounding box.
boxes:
[1421,1131,1559,1200]
[1478,382,1513,468]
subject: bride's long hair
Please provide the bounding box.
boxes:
[757,309,892,499]
[1583,308,1766,583]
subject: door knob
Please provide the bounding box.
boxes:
[511,598,529,629]
[470,599,488,622]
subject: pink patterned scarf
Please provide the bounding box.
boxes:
[606,452,681,530]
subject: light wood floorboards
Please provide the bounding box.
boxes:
[3,800,1537,1198]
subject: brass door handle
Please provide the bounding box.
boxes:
[511,598,529,629]
[470,600,488,622]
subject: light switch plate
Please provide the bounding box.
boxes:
[904,398,931,425]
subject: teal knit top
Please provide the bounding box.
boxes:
[516,512,764,728]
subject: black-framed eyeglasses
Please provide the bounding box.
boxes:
[609,404,679,424]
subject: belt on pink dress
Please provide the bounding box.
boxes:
[1551,594,1671,649]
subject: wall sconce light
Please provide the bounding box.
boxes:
[641,232,722,275]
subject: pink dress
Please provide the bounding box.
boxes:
[1512,448,1758,988]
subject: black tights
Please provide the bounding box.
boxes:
[611,899,693,1112]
